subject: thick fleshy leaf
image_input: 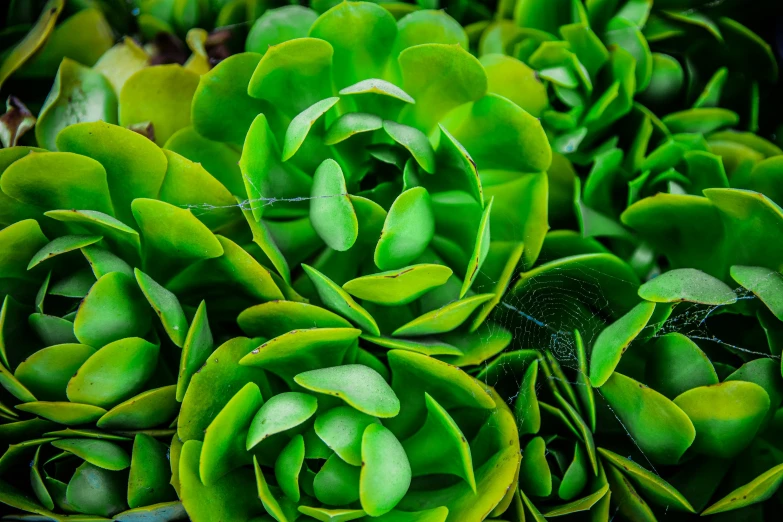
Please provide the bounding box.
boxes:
[180,441,262,522]
[36,58,118,152]
[599,372,696,465]
[247,6,319,55]
[309,1,397,89]
[46,210,140,265]
[302,264,380,335]
[342,264,451,306]
[375,187,435,271]
[131,198,224,282]
[598,448,694,512]
[383,121,436,174]
[238,301,351,339]
[398,43,487,133]
[283,97,340,161]
[392,293,494,337]
[201,383,263,485]
[97,385,178,430]
[176,301,213,402]
[295,365,399,418]
[360,423,411,516]
[14,343,95,402]
[179,338,270,442]
[444,94,552,174]
[1,151,114,217]
[519,436,552,497]
[673,381,770,459]
[239,328,359,386]
[310,159,358,252]
[66,337,159,408]
[27,235,102,270]
[702,462,783,515]
[120,65,200,145]
[314,452,361,506]
[314,406,379,466]
[135,269,188,348]
[246,392,317,450]
[66,461,127,517]
[731,265,783,320]
[386,349,495,439]
[276,434,305,502]
[402,393,475,490]
[639,268,737,305]
[589,301,656,387]
[73,272,151,348]
[644,333,719,399]
[51,439,130,471]
[0,0,63,91]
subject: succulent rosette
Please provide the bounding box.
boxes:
[486,186,783,518]
[0,113,290,519]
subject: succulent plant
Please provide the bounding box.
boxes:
[3,0,783,520]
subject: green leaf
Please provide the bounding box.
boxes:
[93,37,149,96]
[16,401,105,426]
[97,385,178,430]
[66,462,127,517]
[246,392,317,450]
[314,406,379,466]
[1,151,114,217]
[201,383,263,485]
[276,434,305,502]
[673,381,770,459]
[192,53,269,146]
[283,97,340,161]
[542,483,610,517]
[177,301,213,402]
[246,6,319,55]
[662,108,740,135]
[599,372,695,465]
[558,443,588,501]
[402,393,475,491]
[179,338,270,443]
[385,349,495,439]
[383,121,436,174]
[603,462,657,522]
[36,58,118,152]
[238,301,351,339]
[309,1,397,89]
[444,94,552,174]
[239,328,359,386]
[119,64,200,145]
[375,187,435,271]
[604,17,652,92]
[51,439,130,471]
[314,453,361,506]
[702,462,783,515]
[239,114,312,221]
[309,159,358,252]
[519,436,551,496]
[66,337,159,408]
[0,0,63,91]
[392,293,494,337]
[14,344,95,402]
[180,441,262,522]
[393,10,468,56]
[295,365,399,418]
[598,448,694,512]
[398,43,487,133]
[29,234,101,270]
[644,333,719,399]
[73,272,151,348]
[731,265,783,320]
[360,423,411,516]
[134,268,188,348]
[131,198,224,283]
[302,264,380,335]
[638,268,737,305]
[589,301,656,387]
[342,264,452,306]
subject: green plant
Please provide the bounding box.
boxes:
[0,1,556,520]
